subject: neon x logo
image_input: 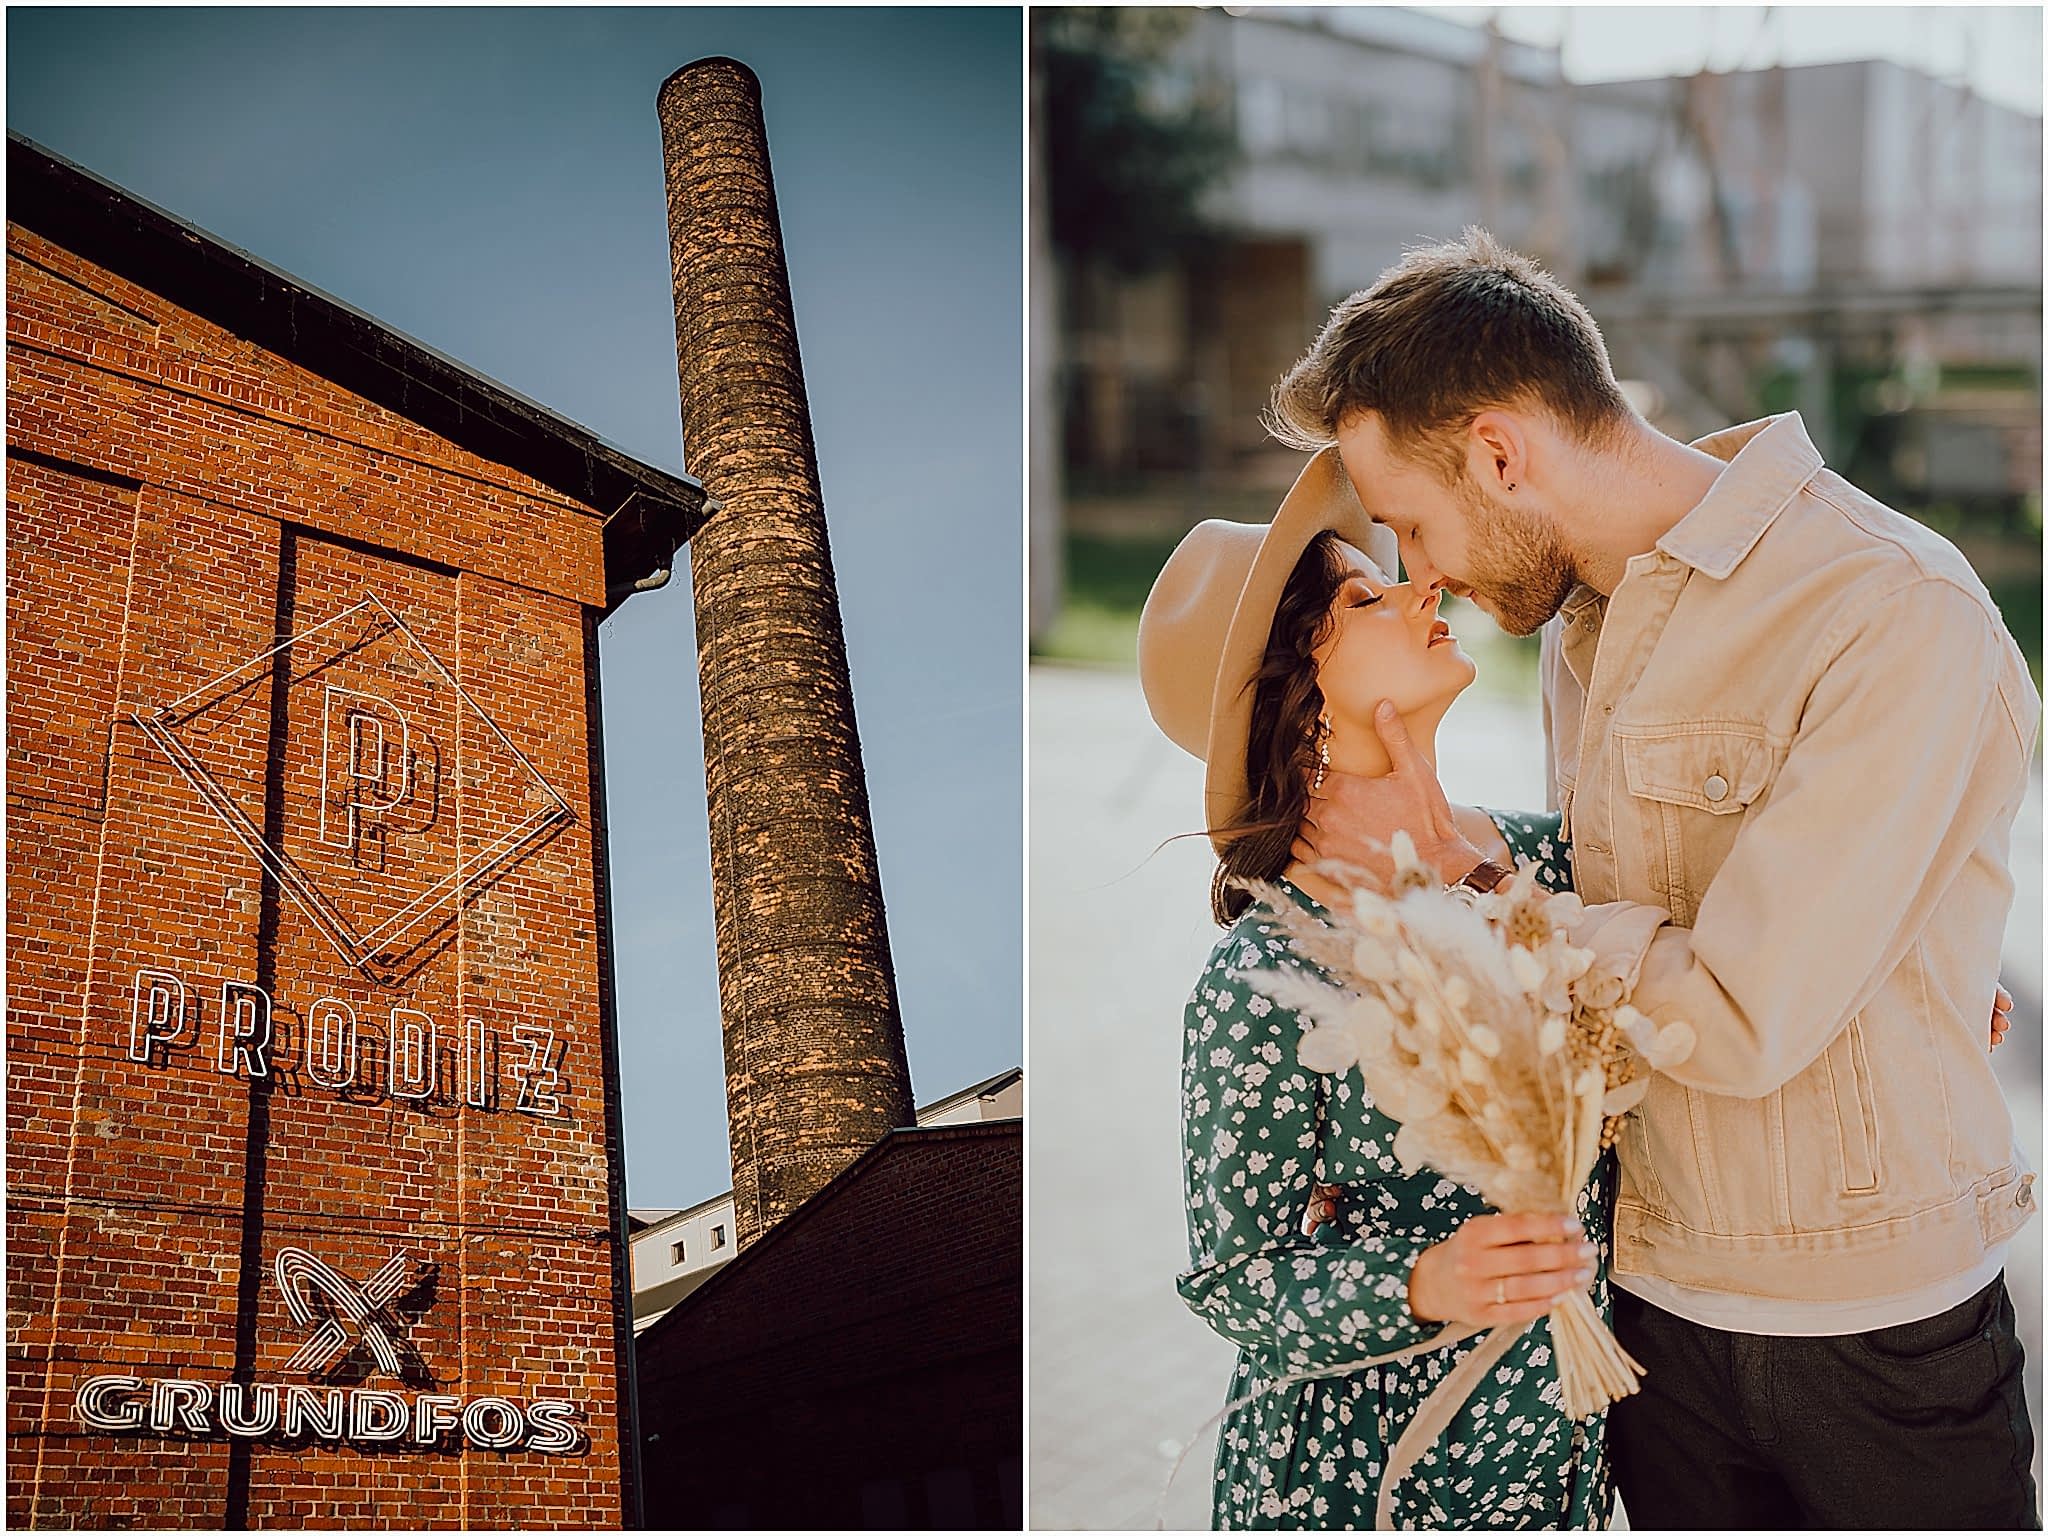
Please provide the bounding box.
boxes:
[274,1246,426,1379]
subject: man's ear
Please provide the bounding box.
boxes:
[1467,411,1528,493]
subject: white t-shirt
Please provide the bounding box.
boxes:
[1612,1244,2007,1336]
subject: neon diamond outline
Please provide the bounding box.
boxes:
[132,592,576,982]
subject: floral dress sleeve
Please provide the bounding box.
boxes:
[1176,915,1442,1373]
[1481,808,1574,893]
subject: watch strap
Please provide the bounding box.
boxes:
[1455,858,1514,894]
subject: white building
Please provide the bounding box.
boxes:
[628,1068,1023,1334]
[1574,59,2042,296]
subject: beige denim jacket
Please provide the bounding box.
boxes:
[1541,412,2040,1302]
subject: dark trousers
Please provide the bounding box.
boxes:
[1609,1274,2039,1530]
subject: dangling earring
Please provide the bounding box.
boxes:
[1312,714,1332,795]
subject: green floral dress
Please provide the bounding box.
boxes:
[1178,810,1615,1530]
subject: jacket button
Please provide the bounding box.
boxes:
[2019,1177,2035,1209]
[1703,774,1729,802]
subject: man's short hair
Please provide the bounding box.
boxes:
[1268,228,1634,479]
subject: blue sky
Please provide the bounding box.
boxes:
[8,6,1024,1208]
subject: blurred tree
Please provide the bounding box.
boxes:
[1034,7,1236,274]
[1032,6,1241,655]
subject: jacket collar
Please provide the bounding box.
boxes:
[1560,582,1603,623]
[1656,413,1825,580]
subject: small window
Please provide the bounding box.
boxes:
[670,1240,686,1264]
[710,1224,727,1250]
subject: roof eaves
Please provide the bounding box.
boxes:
[6,131,716,608]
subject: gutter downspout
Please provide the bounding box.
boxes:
[604,496,723,607]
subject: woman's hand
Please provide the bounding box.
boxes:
[1303,1183,1341,1237]
[1991,984,2014,1050]
[1407,1212,1596,1328]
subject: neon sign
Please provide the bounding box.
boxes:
[74,1246,586,1454]
[130,594,575,986]
[128,967,563,1115]
[96,599,597,1460]
[75,1377,583,1452]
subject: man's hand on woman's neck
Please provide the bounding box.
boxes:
[1290,701,1484,894]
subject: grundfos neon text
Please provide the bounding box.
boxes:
[74,1377,584,1453]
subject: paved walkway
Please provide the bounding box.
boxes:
[1028,662,2043,1530]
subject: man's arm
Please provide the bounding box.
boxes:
[1572,578,2036,1099]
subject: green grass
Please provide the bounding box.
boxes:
[1032,531,1183,666]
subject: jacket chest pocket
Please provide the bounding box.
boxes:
[1616,727,1780,926]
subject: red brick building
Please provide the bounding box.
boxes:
[6,134,707,1528]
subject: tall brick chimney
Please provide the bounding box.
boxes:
[656,57,915,1250]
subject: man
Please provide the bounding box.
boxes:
[1282,228,2041,1528]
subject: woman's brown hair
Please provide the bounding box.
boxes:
[1209,530,1352,924]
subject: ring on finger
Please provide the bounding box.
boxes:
[1495,1278,1506,1306]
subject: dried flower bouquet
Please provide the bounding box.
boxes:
[1234,832,1697,1421]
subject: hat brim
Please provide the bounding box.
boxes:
[1202,446,1398,853]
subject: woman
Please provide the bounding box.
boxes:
[1139,447,1608,1529]
[1135,449,2013,1529]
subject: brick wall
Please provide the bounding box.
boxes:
[6,223,632,1528]
[635,1122,1024,1529]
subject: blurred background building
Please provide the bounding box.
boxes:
[1030,5,2042,679]
[1029,8,2041,1527]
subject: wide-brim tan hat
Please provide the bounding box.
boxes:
[1137,446,1399,853]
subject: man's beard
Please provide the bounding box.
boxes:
[1453,476,1579,637]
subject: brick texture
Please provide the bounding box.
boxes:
[635,1122,1023,1529]
[6,221,634,1528]
[656,57,918,1253]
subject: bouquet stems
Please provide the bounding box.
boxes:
[1548,1288,1643,1420]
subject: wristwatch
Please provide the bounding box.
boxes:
[1455,858,1514,894]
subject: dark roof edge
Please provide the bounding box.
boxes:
[634,1120,1021,1352]
[6,132,712,610]
[634,1069,1026,1236]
